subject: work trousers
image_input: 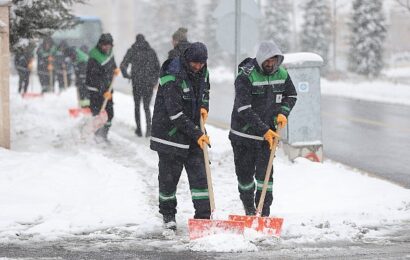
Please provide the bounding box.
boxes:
[157,148,211,219]
[231,141,274,216]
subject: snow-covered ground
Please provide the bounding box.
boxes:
[1,75,410,253]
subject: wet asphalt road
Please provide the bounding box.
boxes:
[321,95,410,188]
[206,81,410,189]
[1,225,410,260]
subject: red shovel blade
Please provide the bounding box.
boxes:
[92,111,108,130]
[188,218,245,240]
[68,107,91,118]
[22,92,43,99]
[228,215,283,237]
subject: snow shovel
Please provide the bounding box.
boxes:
[68,73,91,118]
[48,57,54,93]
[188,117,245,240]
[81,75,115,136]
[22,92,43,99]
[22,67,43,98]
[228,127,284,237]
[62,64,68,90]
[68,107,91,118]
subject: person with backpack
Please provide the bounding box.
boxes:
[120,34,160,137]
[85,33,119,142]
[150,42,211,232]
[229,41,297,217]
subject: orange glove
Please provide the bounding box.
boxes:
[200,108,208,123]
[263,129,280,150]
[114,68,121,76]
[103,91,112,100]
[276,114,287,128]
[197,134,210,150]
[28,60,34,71]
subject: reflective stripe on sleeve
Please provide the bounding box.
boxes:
[238,105,251,112]
[169,111,183,120]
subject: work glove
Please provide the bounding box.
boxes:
[114,68,121,76]
[103,91,112,100]
[263,129,280,150]
[200,108,208,123]
[276,114,287,128]
[28,60,33,71]
[197,134,210,150]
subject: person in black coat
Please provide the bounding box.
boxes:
[36,37,57,93]
[168,27,190,60]
[66,45,90,107]
[150,42,211,231]
[54,40,72,91]
[120,34,160,137]
[85,33,119,142]
[14,44,34,94]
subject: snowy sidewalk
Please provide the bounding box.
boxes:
[1,78,410,252]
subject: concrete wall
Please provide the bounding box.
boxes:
[0,1,10,149]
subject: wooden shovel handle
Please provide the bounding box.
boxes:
[200,117,215,213]
[99,74,116,114]
[256,127,281,216]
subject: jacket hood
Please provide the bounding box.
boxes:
[255,41,284,70]
[133,34,150,49]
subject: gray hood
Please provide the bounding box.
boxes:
[255,41,284,71]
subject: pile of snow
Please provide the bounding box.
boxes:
[321,78,410,106]
[1,76,409,252]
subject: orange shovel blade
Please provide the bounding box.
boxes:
[68,107,91,118]
[22,92,43,99]
[188,219,245,240]
[228,215,283,237]
[92,111,108,130]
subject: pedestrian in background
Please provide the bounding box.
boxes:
[86,33,119,142]
[36,36,56,93]
[14,44,34,95]
[168,27,190,60]
[120,34,160,137]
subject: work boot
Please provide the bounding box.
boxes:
[242,198,256,216]
[135,128,142,137]
[244,204,256,216]
[163,214,176,231]
[261,207,270,217]
[94,128,107,143]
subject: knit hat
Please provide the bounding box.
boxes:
[98,33,114,46]
[172,27,188,42]
[184,42,208,63]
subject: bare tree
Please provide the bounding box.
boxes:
[395,0,410,12]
